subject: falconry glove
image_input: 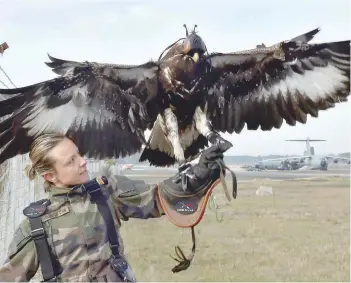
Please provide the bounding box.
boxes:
[157,144,237,273]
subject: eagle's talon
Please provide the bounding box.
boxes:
[207,132,233,152]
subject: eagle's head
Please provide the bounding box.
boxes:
[182,24,207,63]
[157,24,207,63]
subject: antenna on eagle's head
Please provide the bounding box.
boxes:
[183,24,189,36]
[193,24,198,33]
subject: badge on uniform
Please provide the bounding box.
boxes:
[23,199,51,218]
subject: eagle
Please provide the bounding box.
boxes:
[0,25,349,167]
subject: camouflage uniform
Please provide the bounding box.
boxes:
[0,175,164,282]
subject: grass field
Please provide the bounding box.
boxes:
[120,176,350,282]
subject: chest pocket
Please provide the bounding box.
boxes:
[73,200,110,255]
[42,206,70,223]
[82,195,122,256]
[44,205,87,261]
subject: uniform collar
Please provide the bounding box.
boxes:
[49,184,87,203]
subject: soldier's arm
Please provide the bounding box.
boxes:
[107,175,164,220]
[0,219,39,281]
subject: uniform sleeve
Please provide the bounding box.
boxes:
[0,219,39,282]
[107,175,164,220]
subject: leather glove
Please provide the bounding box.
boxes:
[177,145,225,191]
[160,144,237,200]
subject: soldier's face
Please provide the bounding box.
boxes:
[46,138,90,187]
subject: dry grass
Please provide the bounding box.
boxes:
[120,176,350,282]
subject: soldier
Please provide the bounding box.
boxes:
[0,133,232,282]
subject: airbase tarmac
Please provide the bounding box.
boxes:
[118,165,350,282]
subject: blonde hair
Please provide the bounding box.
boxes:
[25,133,69,191]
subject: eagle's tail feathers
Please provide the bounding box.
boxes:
[139,136,209,167]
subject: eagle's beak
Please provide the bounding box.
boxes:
[192,52,199,63]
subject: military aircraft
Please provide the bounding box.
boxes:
[248,137,350,171]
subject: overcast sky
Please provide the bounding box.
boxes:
[0,0,350,156]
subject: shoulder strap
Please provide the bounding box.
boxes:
[78,176,136,282]
[79,176,120,256]
[23,199,59,282]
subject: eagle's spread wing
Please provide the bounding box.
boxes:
[256,27,321,48]
[0,55,160,163]
[289,27,320,43]
[203,36,350,134]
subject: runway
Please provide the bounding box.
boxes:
[120,165,350,184]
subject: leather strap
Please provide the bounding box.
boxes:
[81,176,120,256]
[23,199,59,282]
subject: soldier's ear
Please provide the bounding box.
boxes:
[43,171,57,183]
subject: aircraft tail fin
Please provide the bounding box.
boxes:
[285,138,326,156]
